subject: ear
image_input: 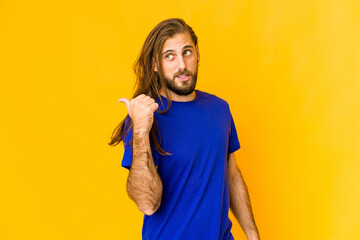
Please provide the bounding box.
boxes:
[196,44,200,63]
[152,57,158,72]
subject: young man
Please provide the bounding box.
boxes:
[110,18,260,240]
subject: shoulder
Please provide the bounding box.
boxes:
[197,90,230,108]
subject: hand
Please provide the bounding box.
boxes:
[118,94,158,135]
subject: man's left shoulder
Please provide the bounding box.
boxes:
[198,90,229,107]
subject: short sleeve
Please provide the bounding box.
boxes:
[121,115,161,170]
[228,113,241,154]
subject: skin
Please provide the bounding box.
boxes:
[118,94,162,215]
[119,32,260,239]
[228,153,260,240]
[154,32,200,102]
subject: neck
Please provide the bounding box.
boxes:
[160,88,196,102]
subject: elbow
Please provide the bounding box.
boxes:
[142,188,163,216]
[139,201,161,216]
[126,176,163,216]
[126,185,163,216]
[140,191,163,216]
[141,208,156,216]
[138,193,162,216]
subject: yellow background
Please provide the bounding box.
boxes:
[1,0,359,239]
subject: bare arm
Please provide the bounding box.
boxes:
[119,94,162,216]
[126,130,162,216]
[228,152,260,240]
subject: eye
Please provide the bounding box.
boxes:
[165,54,173,60]
[184,49,192,56]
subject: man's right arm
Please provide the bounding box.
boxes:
[126,130,162,216]
[118,94,162,216]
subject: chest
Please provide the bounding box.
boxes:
[155,106,230,162]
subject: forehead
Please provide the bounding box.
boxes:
[162,32,195,52]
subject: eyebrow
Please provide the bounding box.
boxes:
[162,45,194,56]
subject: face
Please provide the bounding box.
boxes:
[154,32,200,96]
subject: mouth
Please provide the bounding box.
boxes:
[176,74,190,82]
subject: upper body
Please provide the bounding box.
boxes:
[122,89,241,239]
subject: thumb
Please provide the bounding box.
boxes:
[118,98,132,118]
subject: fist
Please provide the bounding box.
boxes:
[118,94,159,134]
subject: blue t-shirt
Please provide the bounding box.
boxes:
[122,89,241,240]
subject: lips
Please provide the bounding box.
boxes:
[176,74,190,81]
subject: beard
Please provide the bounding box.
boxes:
[160,67,198,96]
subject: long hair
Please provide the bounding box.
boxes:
[108,18,198,156]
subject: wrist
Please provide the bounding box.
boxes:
[133,127,150,137]
[133,130,150,147]
[132,129,151,153]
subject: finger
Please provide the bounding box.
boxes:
[118,98,132,117]
[145,98,155,106]
[138,95,152,103]
[135,94,147,100]
[149,102,159,112]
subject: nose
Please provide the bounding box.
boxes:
[177,55,186,72]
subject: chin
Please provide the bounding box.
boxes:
[175,88,195,96]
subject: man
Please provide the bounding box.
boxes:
[110,18,260,240]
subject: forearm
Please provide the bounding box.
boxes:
[229,172,260,240]
[126,130,163,215]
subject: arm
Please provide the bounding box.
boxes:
[126,130,162,216]
[228,152,260,240]
[119,94,162,216]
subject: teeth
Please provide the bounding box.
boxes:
[179,75,187,78]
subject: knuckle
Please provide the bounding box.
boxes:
[136,94,145,99]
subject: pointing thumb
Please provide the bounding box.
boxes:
[118,98,132,118]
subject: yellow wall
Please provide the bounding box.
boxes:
[1,0,359,239]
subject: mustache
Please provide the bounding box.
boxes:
[174,70,192,77]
